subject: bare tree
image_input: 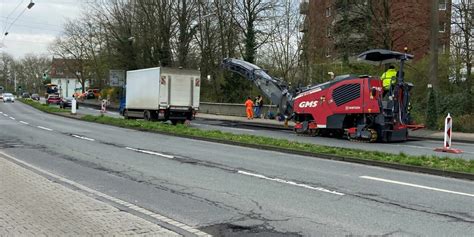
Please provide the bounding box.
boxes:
[174,0,197,68]
[451,0,473,112]
[49,21,90,93]
[0,53,14,92]
[17,54,51,93]
[233,0,277,63]
[261,0,301,83]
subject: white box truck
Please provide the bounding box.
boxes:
[122,67,200,124]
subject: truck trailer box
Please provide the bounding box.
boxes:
[124,67,200,122]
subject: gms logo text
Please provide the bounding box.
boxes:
[299,101,318,108]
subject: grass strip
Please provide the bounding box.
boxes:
[80,115,474,175]
[19,98,69,113]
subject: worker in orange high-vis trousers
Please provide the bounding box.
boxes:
[245,96,254,119]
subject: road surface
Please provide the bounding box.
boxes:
[1,101,473,236]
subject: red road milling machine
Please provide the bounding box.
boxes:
[222,49,423,142]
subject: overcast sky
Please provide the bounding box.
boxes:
[0,0,84,59]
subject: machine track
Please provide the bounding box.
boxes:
[347,128,378,143]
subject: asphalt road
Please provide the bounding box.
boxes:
[1,101,473,236]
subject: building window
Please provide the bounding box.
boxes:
[326,7,331,17]
[439,21,446,32]
[439,0,446,10]
[326,26,331,37]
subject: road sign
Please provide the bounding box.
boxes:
[109,70,125,87]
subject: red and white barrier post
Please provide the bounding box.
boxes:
[101,99,107,114]
[434,113,463,154]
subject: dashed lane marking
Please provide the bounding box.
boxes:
[360,176,474,198]
[19,121,29,125]
[238,170,345,196]
[9,117,15,120]
[3,114,8,117]
[37,126,53,131]
[71,134,95,141]
[0,150,211,237]
[125,147,174,159]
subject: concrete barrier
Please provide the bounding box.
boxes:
[199,102,278,118]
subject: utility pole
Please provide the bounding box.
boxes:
[429,0,439,90]
[13,71,16,93]
[426,0,440,129]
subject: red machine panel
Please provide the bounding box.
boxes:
[293,76,381,128]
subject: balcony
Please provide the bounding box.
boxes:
[300,0,309,14]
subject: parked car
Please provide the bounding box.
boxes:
[46,94,61,105]
[59,97,79,109]
[79,89,101,99]
[3,93,15,103]
[21,92,30,98]
[0,93,3,100]
[31,93,40,101]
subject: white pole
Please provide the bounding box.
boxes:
[71,97,77,115]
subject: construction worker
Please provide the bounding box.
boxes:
[381,65,397,96]
[245,96,254,120]
[328,71,335,80]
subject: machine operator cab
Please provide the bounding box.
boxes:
[357,49,414,97]
[357,49,415,126]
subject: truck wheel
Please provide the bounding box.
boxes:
[123,110,131,120]
[144,110,152,121]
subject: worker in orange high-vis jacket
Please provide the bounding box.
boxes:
[245,96,254,120]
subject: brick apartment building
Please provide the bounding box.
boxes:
[300,0,451,64]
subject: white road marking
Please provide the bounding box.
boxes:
[3,114,8,117]
[71,134,95,141]
[125,147,174,159]
[9,117,15,120]
[238,170,344,196]
[0,111,3,114]
[37,126,53,131]
[360,176,474,198]
[19,121,29,125]
[0,151,210,237]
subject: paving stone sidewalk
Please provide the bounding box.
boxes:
[0,155,180,236]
